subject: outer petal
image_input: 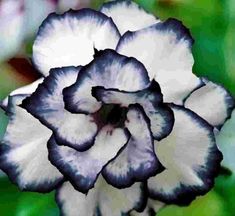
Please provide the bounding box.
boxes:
[184,79,235,128]
[92,80,174,140]
[63,49,150,114]
[21,67,98,151]
[33,9,120,76]
[148,104,222,205]
[130,200,165,216]
[48,126,129,193]
[0,78,44,111]
[100,0,159,35]
[103,104,163,188]
[117,18,202,104]
[56,177,144,216]
[0,96,63,192]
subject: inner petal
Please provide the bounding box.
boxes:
[102,104,164,188]
[63,49,150,114]
[48,125,130,193]
[21,67,98,151]
[92,80,174,140]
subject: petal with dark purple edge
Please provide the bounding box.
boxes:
[147,104,222,205]
[130,200,165,216]
[0,78,44,111]
[33,9,120,76]
[63,49,150,114]
[184,79,235,128]
[92,80,163,107]
[48,126,130,193]
[92,80,174,140]
[0,95,63,193]
[100,0,159,35]
[56,177,144,216]
[117,18,202,104]
[103,104,163,188]
[21,67,98,151]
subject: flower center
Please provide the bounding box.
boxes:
[93,104,128,128]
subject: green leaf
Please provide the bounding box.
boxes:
[0,177,59,216]
[224,0,235,94]
[134,0,156,12]
[0,178,21,216]
[16,192,59,216]
[215,175,235,214]
[158,190,229,216]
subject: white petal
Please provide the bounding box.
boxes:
[147,105,222,205]
[33,9,120,76]
[117,18,202,104]
[56,176,143,216]
[103,105,163,188]
[48,126,129,193]
[0,100,63,192]
[21,67,98,151]
[63,49,150,114]
[1,78,44,110]
[92,80,174,140]
[185,79,235,127]
[100,0,159,35]
[130,200,165,216]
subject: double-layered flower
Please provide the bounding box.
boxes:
[0,0,234,215]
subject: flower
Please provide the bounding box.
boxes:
[0,0,234,215]
[0,0,91,62]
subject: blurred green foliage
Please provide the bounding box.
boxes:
[0,0,235,215]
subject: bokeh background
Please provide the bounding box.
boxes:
[0,0,235,215]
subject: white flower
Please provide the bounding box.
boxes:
[0,1,234,215]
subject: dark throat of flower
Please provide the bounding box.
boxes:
[92,104,128,129]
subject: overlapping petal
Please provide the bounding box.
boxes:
[185,78,235,128]
[33,9,120,76]
[0,78,43,111]
[100,0,159,35]
[148,104,222,205]
[0,95,63,192]
[56,177,145,216]
[117,18,202,104]
[92,80,174,140]
[103,104,163,188]
[63,49,150,114]
[21,67,98,151]
[48,126,129,193]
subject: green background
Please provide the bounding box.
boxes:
[0,0,234,215]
